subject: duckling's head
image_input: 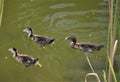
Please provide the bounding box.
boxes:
[33,58,42,67]
[23,27,32,34]
[65,35,77,43]
[8,47,17,54]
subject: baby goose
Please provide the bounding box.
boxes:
[23,27,55,48]
[65,36,104,54]
[8,47,42,67]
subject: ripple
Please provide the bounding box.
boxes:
[98,2,108,6]
[55,21,107,29]
[50,3,76,9]
[97,17,108,22]
[44,10,108,27]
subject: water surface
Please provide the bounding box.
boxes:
[0,0,110,82]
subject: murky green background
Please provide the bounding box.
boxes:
[0,0,112,82]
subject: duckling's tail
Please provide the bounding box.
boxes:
[97,44,104,50]
[49,39,55,44]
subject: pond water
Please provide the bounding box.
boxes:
[0,0,113,82]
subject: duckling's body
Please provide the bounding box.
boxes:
[30,34,55,46]
[71,42,104,53]
[8,48,42,67]
[65,36,104,54]
[23,27,55,48]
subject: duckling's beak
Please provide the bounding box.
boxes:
[65,37,69,40]
[23,29,26,32]
[37,63,42,67]
[8,48,11,51]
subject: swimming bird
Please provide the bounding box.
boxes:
[23,27,55,48]
[8,47,42,67]
[65,36,104,54]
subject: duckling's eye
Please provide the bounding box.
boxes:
[27,27,32,31]
[12,48,16,51]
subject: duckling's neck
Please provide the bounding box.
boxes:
[71,42,76,46]
[12,51,18,58]
[28,33,33,38]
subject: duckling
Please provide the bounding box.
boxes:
[23,27,55,48]
[8,47,42,67]
[65,36,104,54]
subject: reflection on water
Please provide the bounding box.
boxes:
[0,0,111,82]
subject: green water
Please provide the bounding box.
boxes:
[0,0,110,82]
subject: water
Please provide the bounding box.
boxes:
[0,0,110,82]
